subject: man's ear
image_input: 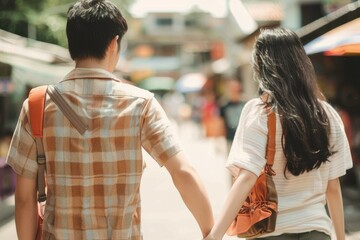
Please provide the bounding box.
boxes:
[108,35,120,53]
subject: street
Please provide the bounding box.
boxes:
[1,121,359,239]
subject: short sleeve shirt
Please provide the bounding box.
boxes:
[6,68,182,240]
[226,98,353,237]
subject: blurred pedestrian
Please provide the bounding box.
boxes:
[201,90,225,138]
[204,27,352,240]
[219,78,246,153]
[6,0,213,239]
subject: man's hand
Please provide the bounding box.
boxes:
[203,233,218,240]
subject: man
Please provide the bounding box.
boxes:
[6,0,213,239]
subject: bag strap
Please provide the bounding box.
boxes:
[265,112,276,174]
[47,85,88,135]
[29,85,89,203]
[28,86,47,203]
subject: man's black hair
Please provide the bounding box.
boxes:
[66,0,128,60]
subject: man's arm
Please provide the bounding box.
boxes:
[15,174,38,240]
[326,178,346,240]
[164,151,214,237]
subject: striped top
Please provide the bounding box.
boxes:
[7,68,182,240]
[226,98,353,237]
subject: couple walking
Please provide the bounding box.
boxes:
[6,1,352,239]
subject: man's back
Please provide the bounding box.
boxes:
[8,68,182,239]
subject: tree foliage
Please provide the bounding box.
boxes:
[0,0,134,47]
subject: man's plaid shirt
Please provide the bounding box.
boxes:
[7,68,182,239]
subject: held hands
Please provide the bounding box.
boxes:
[203,233,220,240]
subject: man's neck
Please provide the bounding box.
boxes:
[75,58,112,72]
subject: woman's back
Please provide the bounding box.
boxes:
[226,98,352,237]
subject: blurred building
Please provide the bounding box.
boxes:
[230,0,284,99]
[126,6,228,86]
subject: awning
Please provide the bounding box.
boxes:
[0,52,73,86]
[297,1,360,45]
[0,29,73,87]
[0,29,71,64]
[304,18,360,56]
[324,43,360,56]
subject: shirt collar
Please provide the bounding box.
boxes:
[61,68,121,82]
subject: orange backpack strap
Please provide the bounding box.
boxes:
[29,86,48,138]
[28,86,47,203]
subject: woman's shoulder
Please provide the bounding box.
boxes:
[240,98,268,128]
[319,100,343,125]
[244,97,263,106]
[242,98,268,115]
[243,98,264,113]
[318,100,349,142]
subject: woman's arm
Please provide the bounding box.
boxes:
[326,178,345,240]
[204,168,258,240]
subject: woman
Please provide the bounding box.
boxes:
[204,27,352,240]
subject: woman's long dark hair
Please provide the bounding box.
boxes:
[253,27,334,176]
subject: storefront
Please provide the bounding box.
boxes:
[298,1,360,187]
[0,29,73,201]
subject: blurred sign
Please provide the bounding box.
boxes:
[211,41,224,60]
[138,76,175,91]
[176,73,207,93]
[134,44,155,57]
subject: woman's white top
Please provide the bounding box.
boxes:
[226,98,353,237]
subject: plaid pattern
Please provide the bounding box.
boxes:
[7,68,182,240]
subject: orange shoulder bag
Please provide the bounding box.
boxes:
[227,111,278,238]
